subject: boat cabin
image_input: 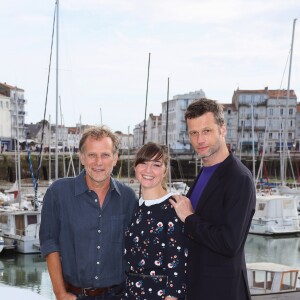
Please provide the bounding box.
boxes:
[247,262,299,295]
[0,209,40,237]
[250,195,300,235]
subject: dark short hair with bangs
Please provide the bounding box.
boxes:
[185,98,225,127]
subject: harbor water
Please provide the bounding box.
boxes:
[0,234,300,299]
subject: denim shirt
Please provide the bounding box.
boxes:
[39,171,138,288]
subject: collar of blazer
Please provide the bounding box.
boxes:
[187,152,233,211]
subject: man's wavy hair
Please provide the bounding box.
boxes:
[79,126,119,155]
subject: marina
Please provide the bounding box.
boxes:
[0,233,299,299]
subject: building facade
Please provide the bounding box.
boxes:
[132,87,298,156]
[232,87,297,155]
[0,82,26,150]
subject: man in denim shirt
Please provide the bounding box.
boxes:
[40,126,137,300]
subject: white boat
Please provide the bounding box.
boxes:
[250,194,300,235]
[0,208,41,254]
[168,181,190,195]
[248,262,300,299]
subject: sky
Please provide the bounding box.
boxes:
[1,0,300,133]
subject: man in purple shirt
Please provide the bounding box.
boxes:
[170,99,256,300]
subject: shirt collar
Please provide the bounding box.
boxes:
[139,192,174,206]
[74,170,121,196]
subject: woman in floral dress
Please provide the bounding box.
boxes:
[124,142,188,300]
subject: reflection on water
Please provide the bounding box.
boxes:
[0,234,300,299]
[0,252,54,299]
[245,234,300,270]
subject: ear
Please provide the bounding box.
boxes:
[79,152,85,166]
[113,153,118,166]
[221,124,227,137]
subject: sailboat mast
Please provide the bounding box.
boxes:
[14,87,22,206]
[282,18,297,185]
[55,0,59,180]
[166,78,172,190]
[48,114,51,183]
[251,99,255,181]
[142,53,151,144]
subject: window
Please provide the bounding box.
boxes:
[289,108,293,116]
[251,270,274,290]
[281,271,297,291]
[269,133,273,139]
[269,108,273,116]
[280,108,284,116]
[27,215,38,225]
[0,215,8,224]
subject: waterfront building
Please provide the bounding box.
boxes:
[161,90,206,151]
[132,87,298,157]
[133,120,145,148]
[295,103,300,150]
[115,130,134,151]
[133,114,162,148]
[0,82,26,151]
[232,87,297,155]
[223,103,238,151]
[0,93,11,151]
[25,121,52,151]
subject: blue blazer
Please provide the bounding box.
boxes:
[184,153,256,300]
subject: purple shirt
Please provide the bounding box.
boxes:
[190,163,220,209]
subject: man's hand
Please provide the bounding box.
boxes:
[169,195,194,222]
[55,291,77,300]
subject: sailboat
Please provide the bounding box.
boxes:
[0,1,60,254]
[249,19,300,236]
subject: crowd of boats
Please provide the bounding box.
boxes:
[0,179,300,299]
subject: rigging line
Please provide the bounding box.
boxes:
[279,50,291,90]
[34,3,57,197]
[165,78,169,146]
[142,53,151,145]
[139,53,151,198]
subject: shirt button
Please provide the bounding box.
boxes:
[94,199,97,202]
[98,230,101,233]
[99,214,102,218]
[97,245,100,249]
[95,276,98,279]
[97,261,100,264]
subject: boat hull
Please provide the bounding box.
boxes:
[1,234,40,254]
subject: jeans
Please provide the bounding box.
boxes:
[74,282,125,300]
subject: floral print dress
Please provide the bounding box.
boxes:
[124,193,188,299]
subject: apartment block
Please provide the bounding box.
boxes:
[0,82,26,150]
